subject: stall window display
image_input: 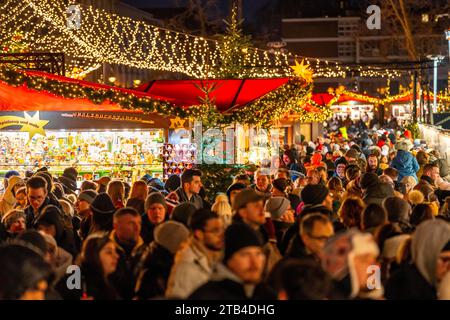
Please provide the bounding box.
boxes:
[162,143,197,180]
[0,129,165,180]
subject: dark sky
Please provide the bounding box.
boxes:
[121,0,273,22]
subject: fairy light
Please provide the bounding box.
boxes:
[0,0,400,80]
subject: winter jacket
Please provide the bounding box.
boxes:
[24,196,62,229]
[284,234,318,262]
[272,220,293,252]
[134,241,174,300]
[188,263,277,300]
[362,182,395,206]
[391,150,419,182]
[174,187,204,210]
[34,207,78,258]
[140,214,159,244]
[385,264,436,300]
[109,230,146,300]
[166,238,219,299]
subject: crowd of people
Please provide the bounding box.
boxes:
[0,123,450,300]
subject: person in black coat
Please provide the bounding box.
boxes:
[34,205,78,258]
[189,223,276,300]
[24,176,62,229]
[285,213,334,263]
[141,193,168,244]
[134,221,190,299]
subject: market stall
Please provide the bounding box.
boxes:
[0,70,182,181]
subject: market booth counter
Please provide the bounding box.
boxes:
[0,110,168,182]
[0,71,183,182]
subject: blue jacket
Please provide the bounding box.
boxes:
[391,150,419,182]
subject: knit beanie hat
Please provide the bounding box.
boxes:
[226,182,246,199]
[301,184,329,205]
[78,190,98,205]
[224,223,263,263]
[141,174,153,184]
[170,202,197,227]
[154,221,190,254]
[165,174,181,193]
[334,157,349,168]
[232,188,264,212]
[272,178,289,194]
[145,192,168,212]
[264,197,291,220]
[360,173,380,190]
[5,170,20,180]
[90,193,116,215]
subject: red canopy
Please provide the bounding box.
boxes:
[1,70,290,113]
[138,78,290,112]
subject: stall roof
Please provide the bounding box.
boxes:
[1,70,290,113]
[0,70,175,112]
[137,78,290,112]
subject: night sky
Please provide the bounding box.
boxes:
[121,0,273,23]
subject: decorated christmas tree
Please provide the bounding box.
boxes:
[214,4,253,79]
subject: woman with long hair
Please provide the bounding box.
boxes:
[126,180,148,215]
[106,180,125,209]
[56,235,120,300]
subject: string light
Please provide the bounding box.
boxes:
[0,0,401,80]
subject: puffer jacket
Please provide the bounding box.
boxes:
[391,150,419,182]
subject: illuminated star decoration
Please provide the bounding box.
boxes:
[169,117,186,129]
[21,111,49,140]
[290,59,314,83]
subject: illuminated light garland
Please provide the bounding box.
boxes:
[0,0,402,80]
[0,0,292,79]
[0,67,328,127]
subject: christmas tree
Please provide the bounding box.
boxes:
[214,4,253,79]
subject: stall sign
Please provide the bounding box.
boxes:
[0,111,48,140]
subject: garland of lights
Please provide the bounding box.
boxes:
[0,0,403,80]
[0,67,330,126]
[0,0,291,79]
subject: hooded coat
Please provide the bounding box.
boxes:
[385,220,450,299]
[391,150,419,182]
[0,176,24,217]
[362,183,395,206]
[34,206,78,257]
